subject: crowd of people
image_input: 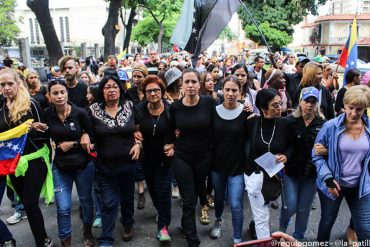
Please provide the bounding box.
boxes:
[0,50,370,247]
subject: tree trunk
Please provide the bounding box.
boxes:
[123,7,136,52]
[102,0,122,61]
[157,23,164,54]
[26,0,63,66]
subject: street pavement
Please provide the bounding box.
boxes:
[1,187,351,247]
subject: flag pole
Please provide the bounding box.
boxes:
[238,0,272,53]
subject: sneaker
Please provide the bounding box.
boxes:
[172,186,179,198]
[210,218,222,239]
[206,194,214,208]
[3,239,16,247]
[122,225,133,242]
[199,205,210,225]
[43,238,54,247]
[157,226,171,242]
[6,211,27,225]
[137,193,146,209]
[93,217,102,228]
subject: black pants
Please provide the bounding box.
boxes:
[142,160,172,230]
[172,154,211,247]
[9,159,48,247]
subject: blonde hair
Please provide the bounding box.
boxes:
[78,71,95,84]
[292,102,325,119]
[25,70,41,87]
[0,68,31,124]
[344,85,370,109]
[300,62,323,87]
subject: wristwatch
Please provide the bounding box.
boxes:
[72,141,79,148]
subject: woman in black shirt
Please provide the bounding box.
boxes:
[0,68,54,247]
[44,79,94,246]
[244,88,292,240]
[89,74,141,246]
[25,70,49,110]
[137,75,172,242]
[165,68,216,247]
[210,76,250,244]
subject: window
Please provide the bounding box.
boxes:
[59,17,65,42]
[29,18,35,44]
[65,17,70,42]
[35,19,40,44]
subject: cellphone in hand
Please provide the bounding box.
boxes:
[234,238,279,247]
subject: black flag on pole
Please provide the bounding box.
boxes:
[171,0,241,54]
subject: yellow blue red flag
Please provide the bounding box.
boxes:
[0,119,33,175]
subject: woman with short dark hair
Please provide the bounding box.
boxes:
[89,74,141,246]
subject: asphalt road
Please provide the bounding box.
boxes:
[0,187,351,247]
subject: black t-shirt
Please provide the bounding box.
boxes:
[89,100,139,166]
[138,100,170,163]
[31,85,49,110]
[335,87,347,115]
[44,104,93,161]
[244,116,292,175]
[67,81,88,108]
[212,104,249,176]
[284,115,325,179]
[285,72,302,102]
[168,95,217,163]
[0,98,48,155]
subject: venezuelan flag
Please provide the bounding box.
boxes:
[338,18,357,85]
[116,49,127,61]
[0,119,33,175]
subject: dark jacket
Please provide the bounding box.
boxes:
[284,115,325,179]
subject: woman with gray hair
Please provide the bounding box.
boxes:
[279,86,325,240]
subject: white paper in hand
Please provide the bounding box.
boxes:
[254,152,284,177]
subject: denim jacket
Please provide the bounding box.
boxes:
[312,113,370,200]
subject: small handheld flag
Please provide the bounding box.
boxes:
[338,18,358,85]
[0,119,33,175]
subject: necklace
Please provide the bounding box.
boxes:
[260,118,276,152]
[148,103,163,136]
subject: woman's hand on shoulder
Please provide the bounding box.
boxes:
[29,122,48,133]
[243,103,253,113]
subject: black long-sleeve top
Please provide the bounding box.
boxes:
[167,95,217,164]
[284,115,325,179]
[212,104,250,176]
[89,100,139,166]
[44,104,93,161]
[0,98,48,155]
[244,116,293,176]
[334,87,347,115]
[137,100,171,164]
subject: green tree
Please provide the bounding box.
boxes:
[0,0,21,47]
[239,0,327,48]
[132,0,181,53]
[244,22,292,49]
[218,26,236,42]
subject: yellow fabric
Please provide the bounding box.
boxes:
[0,119,33,140]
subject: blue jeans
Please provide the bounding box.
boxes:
[95,162,136,246]
[142,160,172,230]
[52,163,94,240]
[90,161,102,218]
[212,171,244,242]
[279,175,316,240]
[0,219,13,244]
[318,187,370,241]
[135,162,145,182]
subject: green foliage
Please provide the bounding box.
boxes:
[244,22,292,48]
[218,26,236,42]
[239,0,327,47]
[131,13,178,47]
[0,0,21,46]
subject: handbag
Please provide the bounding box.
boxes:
[261,174,282,202]
[53,152,88,171]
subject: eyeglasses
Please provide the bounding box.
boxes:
[0,82,15,88]
[235,74,247,78]
[270,101,283,109]
[103,85,119,90]
[145,88,161,94]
